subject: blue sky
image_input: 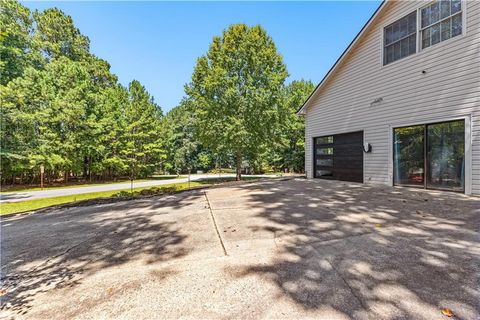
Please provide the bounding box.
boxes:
[23,1,381,112]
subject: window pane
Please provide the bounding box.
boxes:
[316,159,333,167]
[430,1,440,24]
[431,23,441,45]
[441,19,451,41]
[452,13,462,37]
[384,12,416,65]
[394,125,425,186]
[440,0,451,19]
[422,28,431,49]
[422,6,431,27]
[400,38,408,57]
[385,45,394,64]
[385,25,393,45]
[316,170,332,177]
[317,136,333,144]
[426,120,464,191]
[408,12,417,34]
[451,0,461,14]
[408,34,417,54]
[393,41,401,61]
[317,148,333,155]
[392,21,400,41]
[399,17,408,38]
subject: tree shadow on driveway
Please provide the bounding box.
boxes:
[230,179,480,319]
[0,193,204,315]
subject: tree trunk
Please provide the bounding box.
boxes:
[235,153,242,181]
[83,156,87,180]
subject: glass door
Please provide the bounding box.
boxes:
[426,120,465,191]
[393,125,425,187]
[393,120,465,192]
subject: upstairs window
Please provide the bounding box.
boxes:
[384,11,417,65]
[421,0,463,49]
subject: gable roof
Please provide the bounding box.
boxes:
[297,0,387,115]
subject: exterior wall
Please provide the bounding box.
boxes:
[304,0,480,195]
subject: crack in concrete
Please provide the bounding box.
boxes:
[311,243,370,313]
[203,191,228,256]
[325,254,369,312]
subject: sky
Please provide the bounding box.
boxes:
[23,1,382,112]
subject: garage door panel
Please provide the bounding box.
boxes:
[333,159,363,168]
[314,131,364,183]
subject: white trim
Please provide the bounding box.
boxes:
[387,114,472,195]
[381,0,468,69]
[465,115,472,195]
[419,1,465,51]
[382,11,417,66]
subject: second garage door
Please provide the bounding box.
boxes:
[314,131,364,183]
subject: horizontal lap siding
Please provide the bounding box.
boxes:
[305,0,480,194]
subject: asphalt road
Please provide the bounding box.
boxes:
[0,174,275,203]
[1,179,478,319]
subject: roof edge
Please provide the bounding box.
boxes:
[297,0,387,115]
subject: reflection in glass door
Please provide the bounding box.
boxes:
[393,120,465,192]
[393,125,425,187]
[427,121,465,191]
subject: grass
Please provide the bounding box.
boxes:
[0,175,185,193]
[0,176,264,216]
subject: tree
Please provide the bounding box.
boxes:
[163,99,202,175]
[0,1,166,185]
[32,7,90,61]
[0,0,41,85]
[277,80,314,172]
[185,24,288,180]
[122,80,164,180]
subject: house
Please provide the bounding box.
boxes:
[298,0,479,195]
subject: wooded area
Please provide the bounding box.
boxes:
[0,0,313,185]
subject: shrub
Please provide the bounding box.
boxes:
[208,168,236,174]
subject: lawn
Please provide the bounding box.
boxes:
[0,177,263,216]
[0,175,185,193]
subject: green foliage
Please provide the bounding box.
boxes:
[122,80,165,178]
[276,80,315,172]
[1,2,314,185]
[32,7,90,61]
[0,1,165,184]
[185,24,288,179]
[0,0,36,84]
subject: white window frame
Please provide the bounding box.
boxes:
[380,0,467,67]
[382,11,417,66]
[419,0,465,51]
[387,114,472,195]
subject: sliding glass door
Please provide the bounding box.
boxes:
[426,121,465,191]
[393,125,425,187]
[393,120,464,192]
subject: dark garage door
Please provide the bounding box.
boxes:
[314,131,364,183]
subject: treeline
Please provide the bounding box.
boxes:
[0,0,313,185]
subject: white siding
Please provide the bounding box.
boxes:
[304,0,480,195]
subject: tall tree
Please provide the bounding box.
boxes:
[185,24,288,180]
[0,0,41,85]
[163,99,198,175]
[277,80,314,172]
[0,1,166,185]
[122,80,164,180]
[32,7,90,61]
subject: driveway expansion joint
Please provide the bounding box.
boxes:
[324,252,370,312]
[204,191,228,256]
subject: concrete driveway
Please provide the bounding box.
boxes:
[1,179,479,319]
